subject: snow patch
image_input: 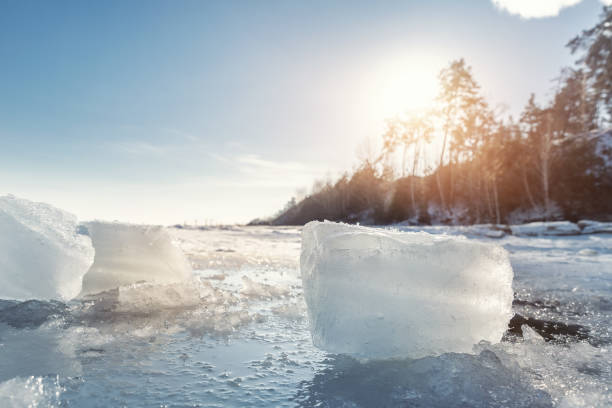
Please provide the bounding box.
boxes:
[577,220,612,234]
[594,129,612,168]
[510,221,581,236]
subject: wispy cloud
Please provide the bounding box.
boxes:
[210,152,335,189]
[236,154,307,172]
[491,0,606,19]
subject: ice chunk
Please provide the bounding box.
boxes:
[114,281,201,313]
[510,221,580,236]
[484,229,506,238]
[521,324,545,343]
[240,276,290,299]
[0,195,94,301]
[80,222,192,295]
[463,224,507,238]
[82,281,202,315]
[300,221,513,359]
[577,220,612,234]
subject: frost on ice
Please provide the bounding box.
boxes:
[300,221,514,359]
[80,222,193,296]
[0,195,94,301]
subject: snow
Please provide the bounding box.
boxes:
[79,222,193,296]
[510,221,581,236]
[577,248,598,256]
[594,128,612,168]
[578,219,612,234]
[300,221,514,359]
[455,224,507,238]
[0,195,94,301]
[399,221,609,238]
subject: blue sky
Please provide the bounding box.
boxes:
[0,0,607,224]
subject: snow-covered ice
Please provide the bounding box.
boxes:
[79,222,192,296]
[0,216,611,407]
[300,221,514,358]
[578,219,612,234]
[0,195,94,301]
[510,221,581,236]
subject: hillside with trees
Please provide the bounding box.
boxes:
[259,6,612,226]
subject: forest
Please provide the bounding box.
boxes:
[259,6,612,226]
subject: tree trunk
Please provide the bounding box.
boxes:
[448,148,454,212]
[485,178,494,221]
[401,143,408,178]
[541,117,552,221]
[492,176,501,225]
[437,127,449,213]
[522,169,538,209]
[474,161,482,224]
[410,142,421,218]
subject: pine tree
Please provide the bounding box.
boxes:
[568,6,612,123]
[435,59,482,214]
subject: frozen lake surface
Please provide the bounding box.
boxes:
[0,226,611,407]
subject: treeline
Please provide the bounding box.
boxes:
[259,7,612,226]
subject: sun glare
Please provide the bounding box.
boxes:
[372,57,440,119]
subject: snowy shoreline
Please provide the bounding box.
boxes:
[192,219,612,238]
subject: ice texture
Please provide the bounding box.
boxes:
[80,222,192,295]
[0,225,610,406]
[0,376,64,408]
[300,221,514,359]
[240,276,290,299]
[0,195,94,301]
[97,281,202,315]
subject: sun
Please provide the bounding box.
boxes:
[371,56,440,119]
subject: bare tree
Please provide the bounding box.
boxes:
[381,111,433,217]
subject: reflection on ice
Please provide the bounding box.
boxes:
[295,351,552,407]
[0,300,69,329]
[0,376,64,408]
